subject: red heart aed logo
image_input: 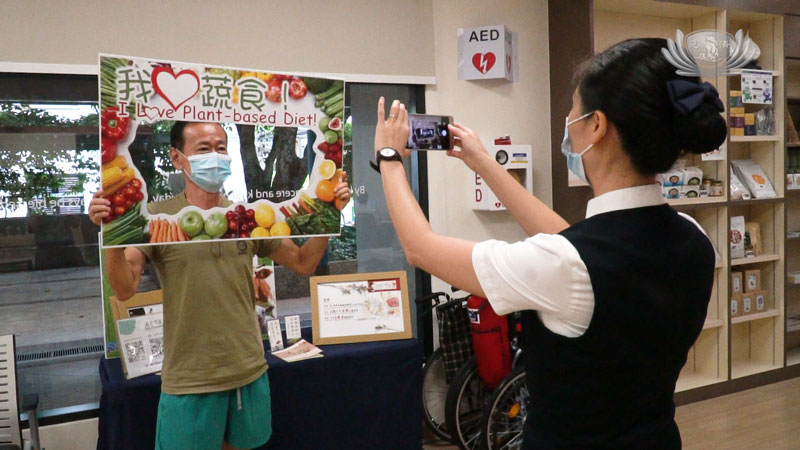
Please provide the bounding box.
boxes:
[472,52,496,74]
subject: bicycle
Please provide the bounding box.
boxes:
[444,293,513,450]
[416,291,454,441]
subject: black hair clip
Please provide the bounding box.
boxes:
[666,79,725,116]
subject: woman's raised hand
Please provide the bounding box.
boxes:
[447,123,490,172]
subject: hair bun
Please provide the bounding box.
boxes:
[674,102,728,154]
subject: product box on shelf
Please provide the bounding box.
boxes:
[788,271,800,285]
[732,271,743,294]
[730,216,746,259]
[741,292,754,316]
[754,290,768,312]
[680,185,700,198]
[663,185,681,199]
[660,169,684,186]
[683,167,703,186]
[731,294,742,318]
[744,222,762,257]
[745,269,761,293]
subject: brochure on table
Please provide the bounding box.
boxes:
[98,54,346,248]
[254,256,278,340]
[310,271,412,345]
[117,312,164,379]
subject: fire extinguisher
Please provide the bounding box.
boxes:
[467,295,512,389]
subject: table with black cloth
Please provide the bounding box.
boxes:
[97,333,423,450]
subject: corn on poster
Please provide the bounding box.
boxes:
[99,54,346,247]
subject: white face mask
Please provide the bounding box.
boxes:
[561,111,595,183]
[178,150,232,193]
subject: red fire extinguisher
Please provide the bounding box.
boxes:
[466,295,512,389]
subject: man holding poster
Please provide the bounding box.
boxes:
[89,120,350,450]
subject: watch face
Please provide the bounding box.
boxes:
[380,148,397,157]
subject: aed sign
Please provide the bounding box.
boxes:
[458,25,518,82]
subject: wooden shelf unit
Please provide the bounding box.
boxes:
[591,0,788,396]
[786,30,800,371]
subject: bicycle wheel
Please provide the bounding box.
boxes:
[422,348,451,441]
[479,365,528,450]
[444,357,489,449]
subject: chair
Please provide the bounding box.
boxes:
[0,335,40,450]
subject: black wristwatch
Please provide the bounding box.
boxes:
[370,147,402,173]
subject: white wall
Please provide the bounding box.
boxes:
[425,0,552,293]
[0,0,435,80]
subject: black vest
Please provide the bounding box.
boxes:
[521,204,715,449]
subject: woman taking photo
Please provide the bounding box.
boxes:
[373,38,726,448]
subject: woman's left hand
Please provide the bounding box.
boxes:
[333,171,351,208]
[374,97,411,159]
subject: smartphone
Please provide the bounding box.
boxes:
[407,114,454,150]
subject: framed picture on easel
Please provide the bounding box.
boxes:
[310,271,412,345]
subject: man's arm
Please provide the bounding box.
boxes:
[268,172,351,276]
[89,189,145,301]
[268,237,329,276]
[105,247,146,301]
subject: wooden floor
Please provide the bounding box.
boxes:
[423,377,800,449]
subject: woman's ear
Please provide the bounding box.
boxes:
[591,110,609,145]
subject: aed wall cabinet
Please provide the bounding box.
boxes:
[472,145,532,211]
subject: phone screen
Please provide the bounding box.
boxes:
[407,114,454,150]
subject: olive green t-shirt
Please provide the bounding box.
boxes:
[137,192,282,394]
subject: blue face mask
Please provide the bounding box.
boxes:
[179,151,232,193]
[561,111,595,183]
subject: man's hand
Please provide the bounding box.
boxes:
[333,171,351,209]
[89,190,111,226]
[374,97,411,159]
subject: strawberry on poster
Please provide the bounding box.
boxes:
[98,54,346,248]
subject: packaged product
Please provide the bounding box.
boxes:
[730,216,746,259]
[731,160,777,198]
[754,290,767,312]
[729,169,752,200]
[682,167,703,186]
[741,293,754,315]
[730,294,741,318]
[731,271,743,294]
[680,185,700,198]
[744,269,761,292]
[744,222,762,257]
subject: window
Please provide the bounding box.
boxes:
[0,73,103,413]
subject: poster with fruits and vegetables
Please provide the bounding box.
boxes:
[99,54,346,247]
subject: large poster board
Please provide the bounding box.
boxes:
[98,54,346,248]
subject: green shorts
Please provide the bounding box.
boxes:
[155,371,272,450]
